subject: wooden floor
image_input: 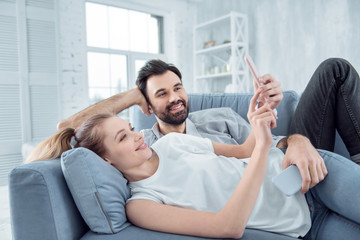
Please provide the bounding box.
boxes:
[0,186,12,240]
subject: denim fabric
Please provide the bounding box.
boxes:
[290,58,360,162]
[303,149,360,240]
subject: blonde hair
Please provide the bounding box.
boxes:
[26,113,114,163]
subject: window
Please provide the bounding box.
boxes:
[85,2,165,121]
[87,52,127,105]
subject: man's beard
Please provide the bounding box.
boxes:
[151,100,189,125]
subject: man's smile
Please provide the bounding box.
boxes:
[169,103,185,113]
[167,100,186,114]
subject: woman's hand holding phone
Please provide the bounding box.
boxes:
[247,89,277,148]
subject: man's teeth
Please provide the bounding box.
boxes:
[172,105,182,110]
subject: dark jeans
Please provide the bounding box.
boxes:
[289,58,360,162]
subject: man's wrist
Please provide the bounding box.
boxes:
[276,137,288,148]
[276,134,309,148]
[287,134,309,144]
[129,87,145,105]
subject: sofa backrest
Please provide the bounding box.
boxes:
[133,91,350,159]
[133,91,300,137]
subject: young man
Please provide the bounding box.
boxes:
[58,58,360,193]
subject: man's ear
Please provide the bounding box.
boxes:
[148,104,153,114]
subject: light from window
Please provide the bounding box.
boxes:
[87,52,127,105]
[86,2,163,54]
[86,3,108,48]
[85,2,165,122]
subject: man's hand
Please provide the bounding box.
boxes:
[253,74,283,110]
[134,87,151,116]
[281,134,328,194]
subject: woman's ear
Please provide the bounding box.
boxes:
[103,156,113,165]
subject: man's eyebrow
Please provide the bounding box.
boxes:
[154,83,183,96]
[154,88,166,96]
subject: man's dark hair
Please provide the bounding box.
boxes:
[136,59,182,102]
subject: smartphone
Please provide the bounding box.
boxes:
[272,165,302,196]
[244,55,263,87]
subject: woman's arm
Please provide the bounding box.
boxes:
[212,98,277,159]
[126,144,270,238]
[126,143,271,238]
[126,199,235,238]
[57,87,149,130]
[126,90,276,239]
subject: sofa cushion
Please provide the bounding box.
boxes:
[61,147,130,234]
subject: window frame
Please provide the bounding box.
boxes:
[84,0,169,100]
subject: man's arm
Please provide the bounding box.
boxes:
[276,135,290,148]
[57,87,149,130]
[277,134,328,194]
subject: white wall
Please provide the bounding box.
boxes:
[57,0,195,119]
[58,0,360,120]
[194,0,360,94]
[58,0,89,120]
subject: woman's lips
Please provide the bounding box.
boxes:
[136,142,147,151]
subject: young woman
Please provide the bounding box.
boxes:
[28,90,360,239]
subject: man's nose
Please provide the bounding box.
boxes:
[168,91,180,103]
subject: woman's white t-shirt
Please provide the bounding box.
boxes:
[128,133,311,238]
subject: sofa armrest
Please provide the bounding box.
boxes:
[9,159,88,240]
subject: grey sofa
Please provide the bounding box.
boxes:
[9,91,350,240]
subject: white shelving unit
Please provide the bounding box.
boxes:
[193,11,250,93]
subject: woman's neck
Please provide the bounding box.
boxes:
[125,152,159,182]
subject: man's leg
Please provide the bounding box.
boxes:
[304,211,360,240]
[304,149,360,239]
[290,58,360,163]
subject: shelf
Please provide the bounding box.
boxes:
[193,11,249,93]
[195,42,245,55]
[196,72,231,80]
[195,70,246,80]
[194,11,247,30]
[195,14,230,30]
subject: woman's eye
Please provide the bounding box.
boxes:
[120,135,126,141]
